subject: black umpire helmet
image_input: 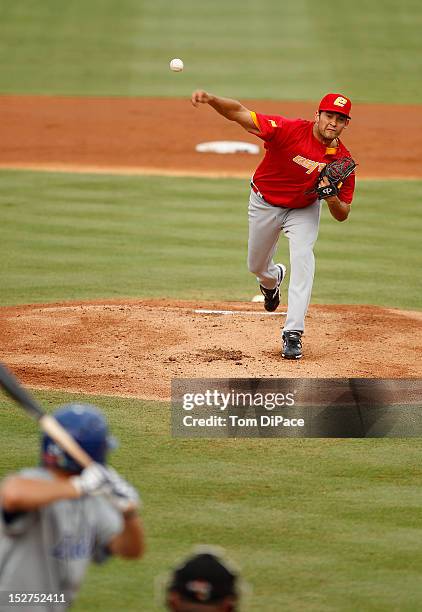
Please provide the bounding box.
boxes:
[166,548,239,611]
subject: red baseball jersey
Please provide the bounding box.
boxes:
[249,112,355,208]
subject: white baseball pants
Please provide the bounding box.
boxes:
[247,189,321,333]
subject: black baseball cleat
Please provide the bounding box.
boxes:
[282,331,303,360]
[259,264,286,312]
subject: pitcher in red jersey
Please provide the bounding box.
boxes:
[191,90,356,359]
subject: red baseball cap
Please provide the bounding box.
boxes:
[319,93,352,119]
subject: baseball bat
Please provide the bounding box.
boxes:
[0,362,93,468]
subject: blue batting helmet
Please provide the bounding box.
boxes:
[41,403,117,473]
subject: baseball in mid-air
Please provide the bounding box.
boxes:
[169,58,184,72]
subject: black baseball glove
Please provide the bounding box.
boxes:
[316,156,357,199]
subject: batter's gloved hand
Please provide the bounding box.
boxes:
[316,156,357,200]
[104,467,141,514]
[70,463,112,496]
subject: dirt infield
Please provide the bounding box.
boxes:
[1,300,421,401]
[1,95,421,401]
[0,95,422,178]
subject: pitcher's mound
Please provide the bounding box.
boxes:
[0,299,421,401]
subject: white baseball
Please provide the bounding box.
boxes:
[170,58,184,72]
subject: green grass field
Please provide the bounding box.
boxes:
[1,170,421,309]
[0,168,421,611]
[1,2,421,610]
[2,391,422,612]
[0,0,421,102]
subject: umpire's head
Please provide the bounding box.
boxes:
[166,548,239,611]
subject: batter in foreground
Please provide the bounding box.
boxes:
[191,91,356,359]
[0,404,144,610]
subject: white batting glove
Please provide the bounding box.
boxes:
[104,467,140,513]
[70,463,112,497]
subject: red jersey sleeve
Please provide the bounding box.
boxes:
[331,141,356,205]
[249,112,284,141]
[338,172,355,204]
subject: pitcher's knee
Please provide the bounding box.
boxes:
[247,259,264,276]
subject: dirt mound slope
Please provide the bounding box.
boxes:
[1,299,420,401]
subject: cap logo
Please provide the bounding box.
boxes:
[187,580,212,602]
[333,96,348,108]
